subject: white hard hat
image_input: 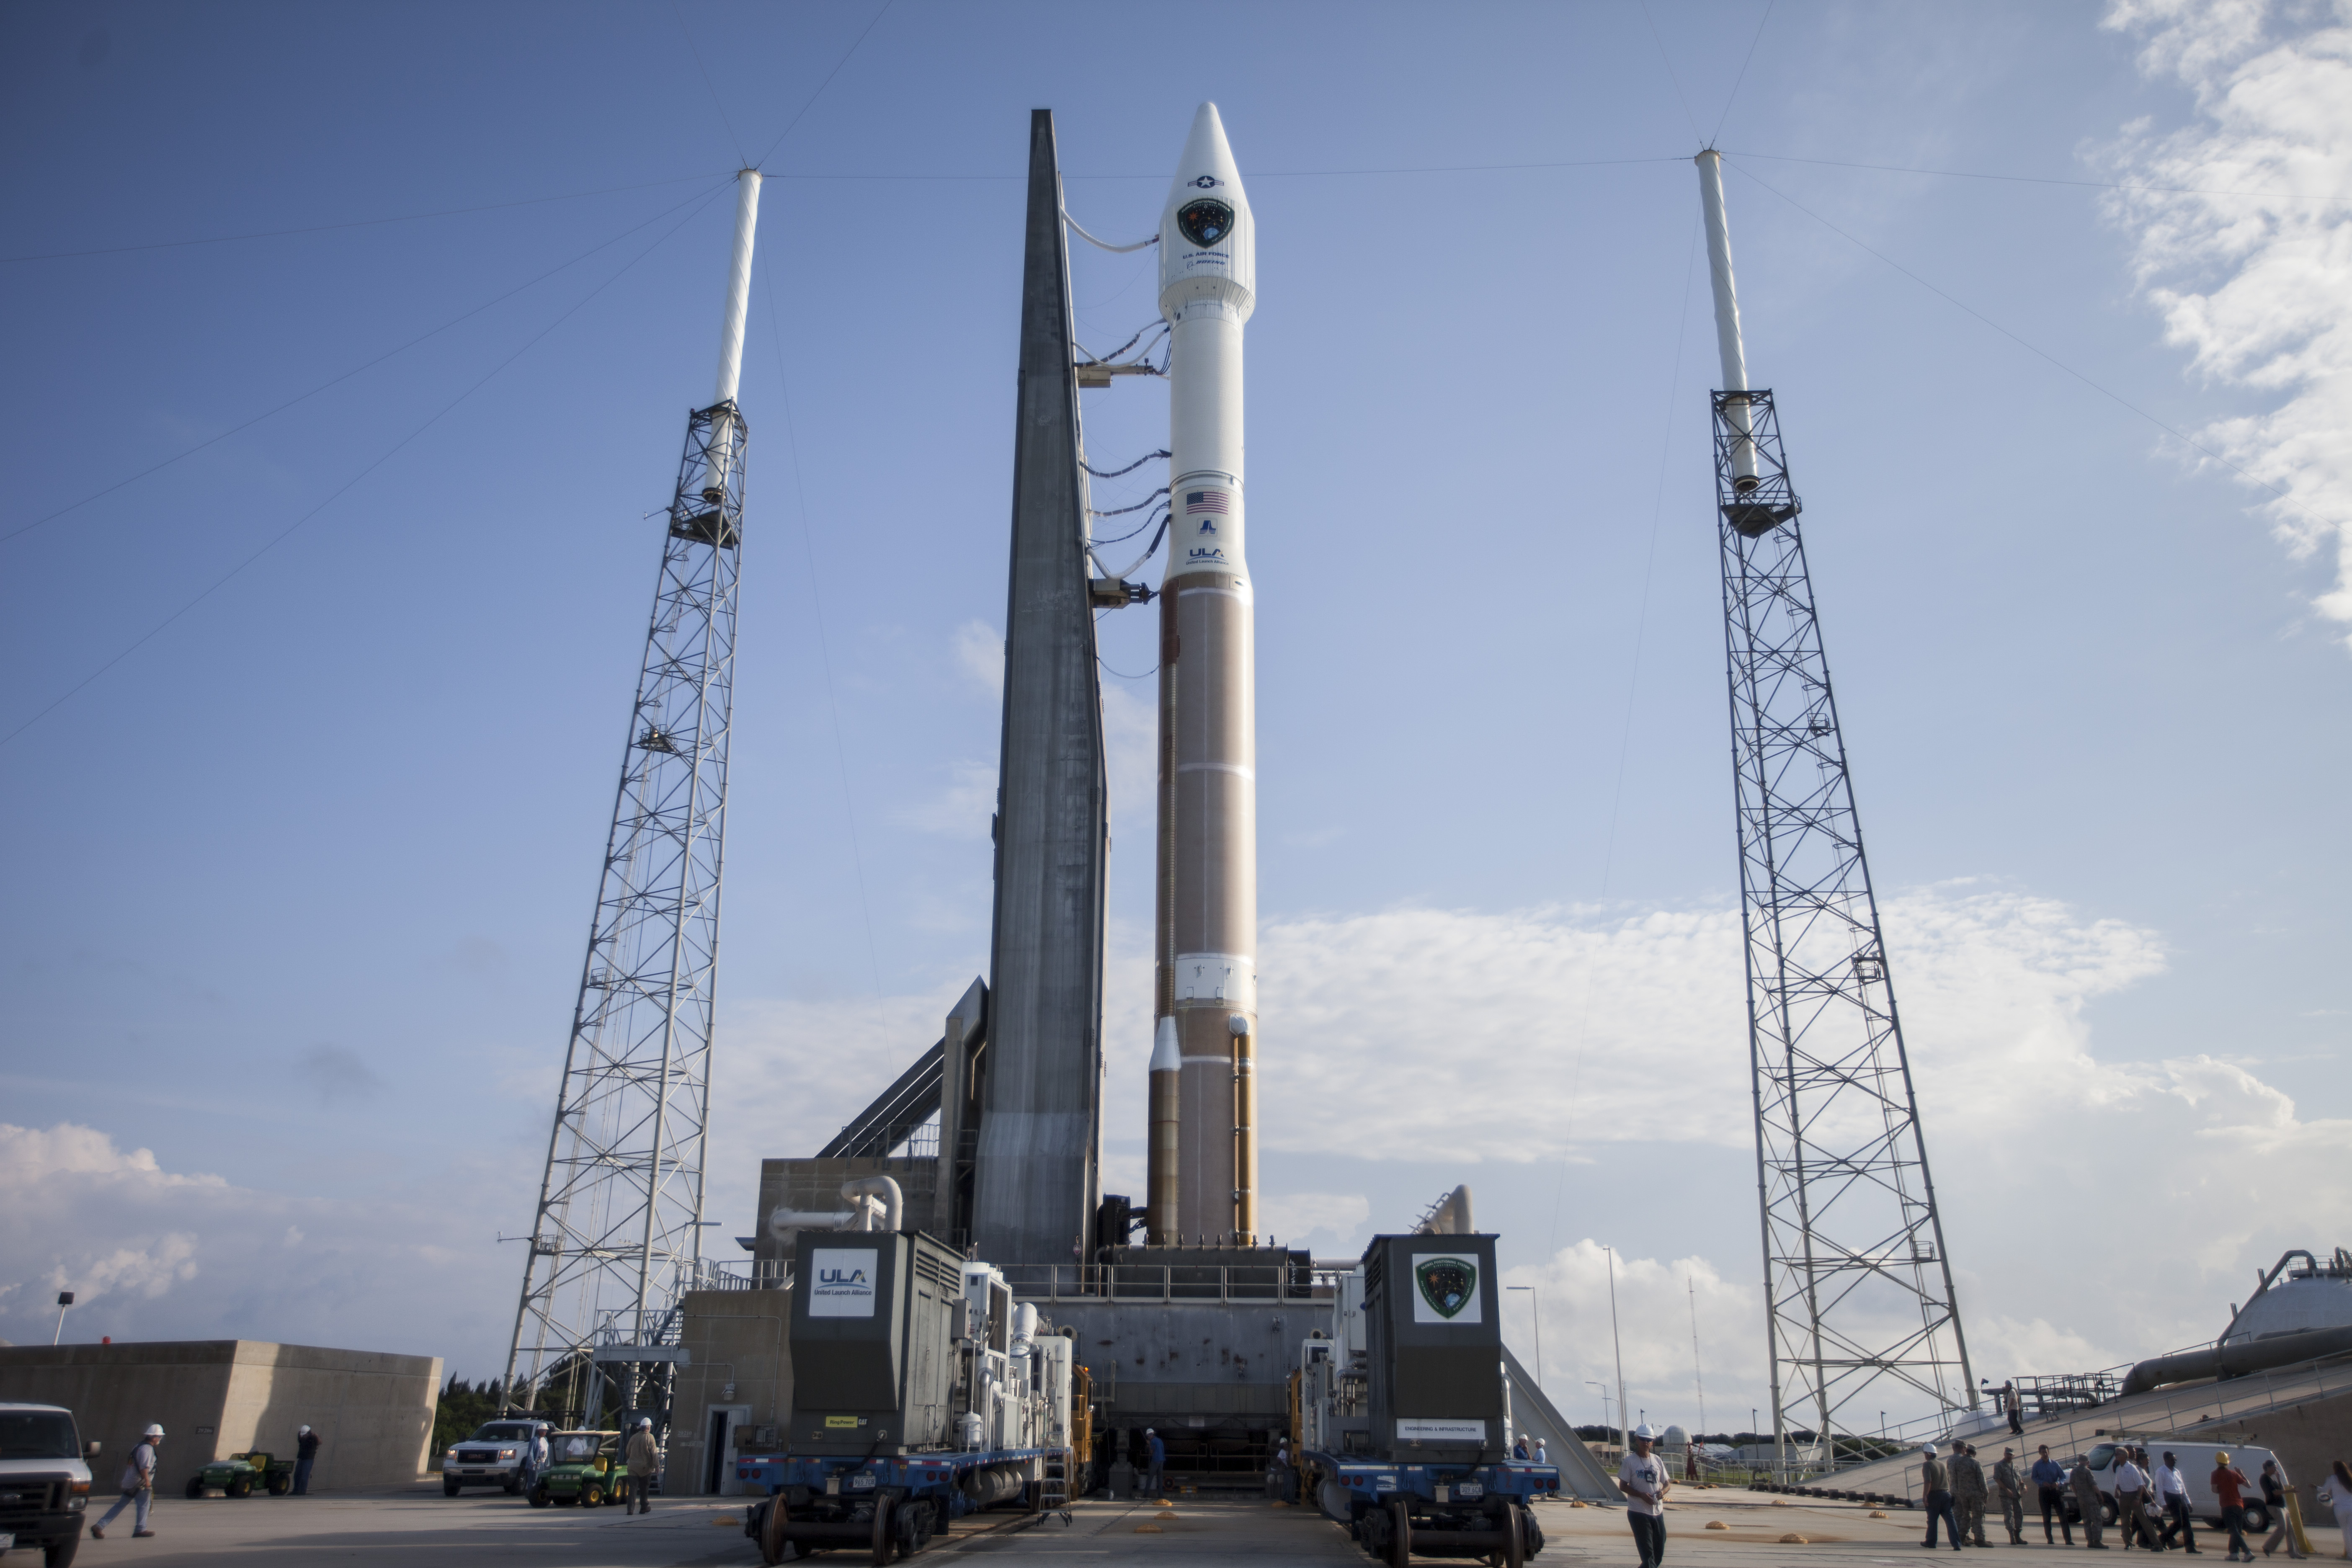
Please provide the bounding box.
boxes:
[1144,1427,1155,1434]
[145,1424,165,1437]
[299,1425,311,1434]
[1922,1444,1939,1457]
[637,1416,653,1429]
[1632,1424,1660,1440]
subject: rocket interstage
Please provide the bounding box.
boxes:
[1148,104,1260,1248]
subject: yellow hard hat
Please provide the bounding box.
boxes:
[2213,1453,2230,1465]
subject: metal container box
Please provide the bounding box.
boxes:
[788,1230,965,1455]
[1359,1233,1504,1464]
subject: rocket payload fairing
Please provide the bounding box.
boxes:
[1147,105,1259,1247]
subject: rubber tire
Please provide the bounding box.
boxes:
[1502,1503,1526,1568]
[759,1496,790,1566]
[1390,1496,1413,1568]
[873,1497,896,1566]
[443,1477,461,1497]
[2101,1498,2119,1527]
[228,1476,253,1498]
[187,1477,206,1498]
[267,1474,291,1496]
[44,1534,80,1568]
[582,1481,604,1507]
[505,1475,524,1496]
[529,1485,552,1509]
[2242,1503,2271,1535]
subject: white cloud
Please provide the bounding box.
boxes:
[1258,1191,1372,1254]
[2102,0,2352,646]
[952,619,1003,694]
[896,758,997,838]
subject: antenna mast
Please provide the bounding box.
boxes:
[504,170,762,1424]
[1696,151,1974,1475]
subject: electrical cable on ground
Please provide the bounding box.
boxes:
[0,172,727,264]
[1081,450,1168,480]
[1,181,734,749]
[5,176,736,546]
[1547,205,1704,1264]
[759,251,892,1028]
[1724,157,2339,537]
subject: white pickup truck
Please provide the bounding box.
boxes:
[440,1419,541,1496]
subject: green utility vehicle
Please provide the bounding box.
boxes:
[528,1431,623,1509]
[183,1450,293,1498]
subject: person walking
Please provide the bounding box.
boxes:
[1997,1449,2028,1545]
[2158,1452,2202,1553]
[292,1424,321,1496]
[2319,1463,2352,1561]
[2035,1446,2076,1545]
[1619,1424,1672,1568]
[1923,1444,1965,1552]
[2259,1459,2305,1560]
[1955,1443,1992,1548]
[2116,1450,2160,1552]
[90,1422,164,1540]
[1144,1428,1166,1497]
[2005,1384,2026,1437]
[2213,1453,2256,1563]
[623,1417,658,1515]
[2072,1454,2110,1550]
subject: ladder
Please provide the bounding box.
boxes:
[1039,1448,1073,1525]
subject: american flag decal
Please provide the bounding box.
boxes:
[1185,490,1230,515]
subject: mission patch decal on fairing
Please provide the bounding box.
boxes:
[1412,1254,1481,1323]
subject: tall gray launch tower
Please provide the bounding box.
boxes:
[505,170,762,1414]
[1696,151,1975,1462]
[970,108,1112,1269]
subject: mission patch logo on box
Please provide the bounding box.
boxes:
[1411,1253,1481,1323]
[808,1248,878,1318]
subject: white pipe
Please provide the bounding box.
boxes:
[702,168,763,502]
[1695,151,1760,492]
[768,1206,854,1241]
[713,170,762,408]
[839,1175,903,1233]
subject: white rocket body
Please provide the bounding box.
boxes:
[1150,104,1259,1246]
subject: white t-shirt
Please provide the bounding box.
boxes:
[1620,1451,1669,1516]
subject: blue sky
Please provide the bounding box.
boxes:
[4,2,2347,1432]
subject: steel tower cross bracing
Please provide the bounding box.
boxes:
[1695,152,1973,1468]
[506,170,761,1416]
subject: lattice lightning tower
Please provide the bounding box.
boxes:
[1696,152,1974,1467]
[505,171,762,1418]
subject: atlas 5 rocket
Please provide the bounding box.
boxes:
[1147,104,1258,1247]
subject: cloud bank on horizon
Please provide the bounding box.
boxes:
[2104,0,2352,647]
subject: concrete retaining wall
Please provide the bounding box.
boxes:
[0,1340,440,1492]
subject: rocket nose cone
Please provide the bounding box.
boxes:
[1170,101,1245,203]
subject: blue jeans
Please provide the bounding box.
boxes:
[1925,1489,1962,1548]
[294,1456,315,1495]
[95,1486,152,1532]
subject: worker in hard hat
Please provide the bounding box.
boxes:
[90,1422,165,1539]
[1620,1424,1671,1568]
[1920,1443,1962,1552]
[1144,1428,1166,1497]
[624,1417,659,1515]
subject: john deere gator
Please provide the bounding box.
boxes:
[184,1450,294,1498]
[529,1431,623,1508]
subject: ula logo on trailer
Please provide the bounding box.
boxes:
[808,1247,879,1318]
[1414,1256,1478,1320]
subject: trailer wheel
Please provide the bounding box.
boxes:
[1502,1502,1526,1568]
[1390,1496,1413,1568]
[872,1497,897,1565]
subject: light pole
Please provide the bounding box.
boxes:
[1604,1245,1629,1455]
[1585,1380,1612,1434]
[52,1291,74,1346]
[1507,1285,1545,1391]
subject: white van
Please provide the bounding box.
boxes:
[2081,1440,2283,1533]
[0,1402,98,1564]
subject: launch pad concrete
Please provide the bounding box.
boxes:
[68,1483,2341,1566]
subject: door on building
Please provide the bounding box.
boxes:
[704,1404,753,1496]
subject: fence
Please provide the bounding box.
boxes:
[998,1262,1327,1302]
